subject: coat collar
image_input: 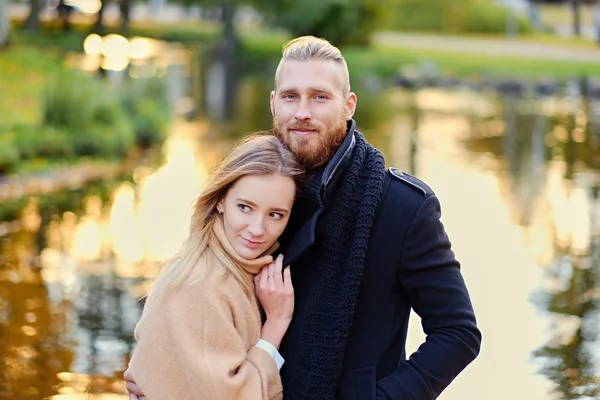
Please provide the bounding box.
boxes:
[305,119,357,207]
[283,119,357,265]
[322,119,356,205]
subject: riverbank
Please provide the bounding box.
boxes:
[0,45,171,176]
[9,15,600,81]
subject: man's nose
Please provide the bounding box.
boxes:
[294,99,311,120]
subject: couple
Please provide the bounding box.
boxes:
[124,36,482,400]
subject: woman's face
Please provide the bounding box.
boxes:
[217,173,296,259]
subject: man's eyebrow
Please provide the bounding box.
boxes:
[279,87,334,94]
[311,88,333,93]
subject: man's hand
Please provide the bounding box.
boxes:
[124,368,145,400]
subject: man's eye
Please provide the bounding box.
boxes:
[315,95,327,100]
[283,94,296,100]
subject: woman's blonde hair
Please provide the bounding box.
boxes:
[149,134,304,298]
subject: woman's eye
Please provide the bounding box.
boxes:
[270,212,284,220]
[238,204,250,212]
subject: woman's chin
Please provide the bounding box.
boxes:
[235,245,262,260]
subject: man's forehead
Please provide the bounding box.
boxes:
[276,59,346,92]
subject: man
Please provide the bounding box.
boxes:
[126,36,481,399]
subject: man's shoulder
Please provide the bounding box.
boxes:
[386,168,435,198]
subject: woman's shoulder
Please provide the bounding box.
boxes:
[170,265,248,305]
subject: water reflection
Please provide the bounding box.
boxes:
[1,78,600,398]
[451,89,600,399]
[0,121,209,399]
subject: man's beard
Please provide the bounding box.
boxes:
[272,115,348,169]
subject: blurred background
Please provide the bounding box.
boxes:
[1,0,600,399]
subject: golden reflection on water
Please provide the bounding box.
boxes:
[1,86,599,397]
[0,122,210,399]
[63,134,206,270]
[390,95,599,399]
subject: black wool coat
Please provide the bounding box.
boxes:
[278,122,481,400]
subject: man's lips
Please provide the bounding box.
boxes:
[290,129,317,136]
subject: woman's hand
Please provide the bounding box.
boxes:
[255,254,294,349]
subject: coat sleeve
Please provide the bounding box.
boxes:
[165,287,283,400]
[376,195,482,399]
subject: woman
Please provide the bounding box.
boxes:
[126,134,304,399]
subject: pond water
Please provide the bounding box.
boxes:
[1,45,599,399]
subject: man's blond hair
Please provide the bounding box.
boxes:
[274,36,350,95]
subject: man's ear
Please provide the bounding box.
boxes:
[269,91,275,117]
[345,92,357,120]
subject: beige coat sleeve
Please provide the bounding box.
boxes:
[163,287,283,400]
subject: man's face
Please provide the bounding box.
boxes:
[270,59,357,169]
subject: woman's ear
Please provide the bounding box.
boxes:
[216,200,224,214]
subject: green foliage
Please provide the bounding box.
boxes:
[0,130,20,174]
[9,125,74,159]
[41,72,135,157]
[11,30,86,52]
[119,78,171,148]
[378,0,534,34]
[256,0,379,46]
[0,43,172,177]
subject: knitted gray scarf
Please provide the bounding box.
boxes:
[287,130,386,399]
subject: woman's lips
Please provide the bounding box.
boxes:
[242,238,263,249]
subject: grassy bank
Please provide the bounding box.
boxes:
[0,45,171,176]
[238,33,600,81]
[0,47,63,126]
[344,46,600,80]
[539,3,594,27]
[8,15,600,95]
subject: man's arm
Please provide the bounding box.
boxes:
[376,195,482,399]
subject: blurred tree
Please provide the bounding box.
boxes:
[0,0,10,48]
[56,0,74,31]
[572,0,582,36]
[23,0,41,31]
[186,0,240,120]
[533,261,599,399]
[119,0,131,32]
[92,0,108,34]
[378,0,533,35]
[255,0,380,46]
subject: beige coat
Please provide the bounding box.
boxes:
[128,221,282,400]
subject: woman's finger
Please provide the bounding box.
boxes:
[266,261,275,287]
[274,255,284,286]
[259,266,269,289]
[283,265,292,289]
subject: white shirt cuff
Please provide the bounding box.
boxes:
[255,339,285,370]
